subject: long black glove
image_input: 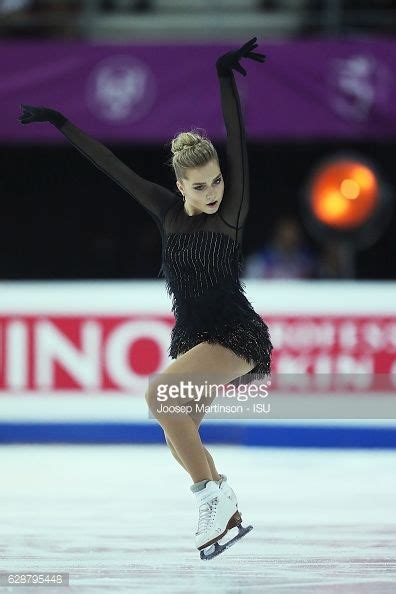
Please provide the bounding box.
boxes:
[216,36,266,77]
[18,104,67,128]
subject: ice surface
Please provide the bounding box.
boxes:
[0,444,395,593]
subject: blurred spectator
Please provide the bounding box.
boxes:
[243,216,318,280]
[317,239,354,279]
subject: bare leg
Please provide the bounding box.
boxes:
[145,341,254,483]
[155,415,212,483]
[164,431,221,482]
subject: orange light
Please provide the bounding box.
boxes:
[340,179,360,200]
[310,160,379,229]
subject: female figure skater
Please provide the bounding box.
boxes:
[19,37,273,560]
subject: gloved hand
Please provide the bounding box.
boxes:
[18,104,67,128]
[216,36,266,77]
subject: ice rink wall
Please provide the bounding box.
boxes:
[0,280,395,448]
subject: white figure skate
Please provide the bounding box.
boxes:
[193,480,253,561]
[218,474,237,507]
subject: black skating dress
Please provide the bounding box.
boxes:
[52,65,273,384]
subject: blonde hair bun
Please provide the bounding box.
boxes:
[171,131,205,155]
[168,128,219,182]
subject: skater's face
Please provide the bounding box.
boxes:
[177,159,224,216]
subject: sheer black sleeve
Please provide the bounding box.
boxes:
[217,71,250,236]
[57,121,177,230]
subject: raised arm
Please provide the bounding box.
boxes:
[18,105,177,230]
[215,38,266,234]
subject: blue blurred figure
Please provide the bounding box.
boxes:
[243,216,317,280]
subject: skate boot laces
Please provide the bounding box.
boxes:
[196,498,218,535]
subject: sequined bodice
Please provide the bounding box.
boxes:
[162,230,243,301]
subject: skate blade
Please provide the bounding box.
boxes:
[199,524,253,561]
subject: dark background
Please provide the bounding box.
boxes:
[2,139,395,280]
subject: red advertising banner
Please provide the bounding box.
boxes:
[1,314,395,393]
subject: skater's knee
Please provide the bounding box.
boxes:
[145,382,185,413]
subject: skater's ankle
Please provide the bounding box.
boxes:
[190,478,213,493]
[213,472,222,482]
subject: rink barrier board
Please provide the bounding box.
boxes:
[1,281,395,446]
[1,422,396,448]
